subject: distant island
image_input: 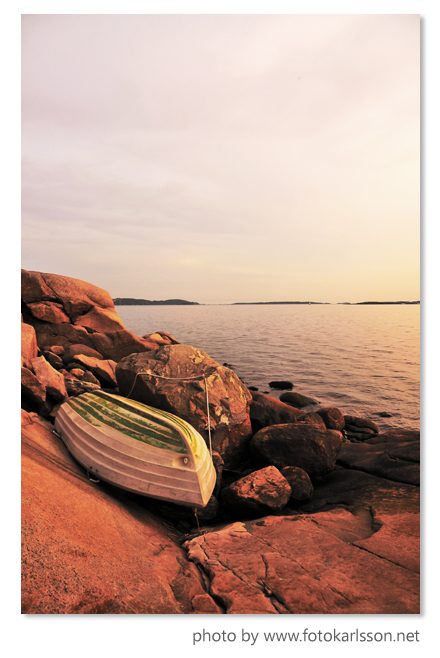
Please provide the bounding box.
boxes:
[341,301,420,305]
[113,298,420,307]
[232,301,327,305]
[113,298,199,306]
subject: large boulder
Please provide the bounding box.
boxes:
[21,269,118,323]
[220,466,291,517]
[251,423,343,477]
[21,270,160,361]
[115,345,253,467]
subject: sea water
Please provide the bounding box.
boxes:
[115,303,420,433]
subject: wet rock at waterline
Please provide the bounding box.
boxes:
[279,391,319,408]
[249,391,302,433]
[115,345,253,468]
[316,407,345,431]
[268,380,294,390]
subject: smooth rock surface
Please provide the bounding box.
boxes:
[184,510,419,614]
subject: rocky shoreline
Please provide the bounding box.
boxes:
[21,269,420,614]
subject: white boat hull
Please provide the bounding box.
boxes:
[54,391,216,508]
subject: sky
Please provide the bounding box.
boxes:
[21,13,420,304]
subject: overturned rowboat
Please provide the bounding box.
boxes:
[54,390,216,508]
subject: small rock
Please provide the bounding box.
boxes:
[41,351,64,370]
[280,466,314,501]
[220,466,291,517]
[269,380,294,390]
[63,378,101,396]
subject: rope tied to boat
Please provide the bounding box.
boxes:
[124,369,215,455]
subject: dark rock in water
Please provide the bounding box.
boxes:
[337,430,420,486]
[220,466,291,517]
[280,466,314,502]
[344,415,379,433]
[248,386,259,391]
[269,380,294,390]
[296,412,326,428]
[250,391,302,433]
[280,391,319,408]
[115,345,252,468]
[376,411,393,418]
[251,423,343,477]
[317,407,345,431]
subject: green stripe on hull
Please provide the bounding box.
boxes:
[67,394,190,454]
[94,390,199,454]
[93,390,199,453]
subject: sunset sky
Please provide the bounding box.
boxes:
[21,13,420,304]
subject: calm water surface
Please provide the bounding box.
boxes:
[115,304,420,433]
